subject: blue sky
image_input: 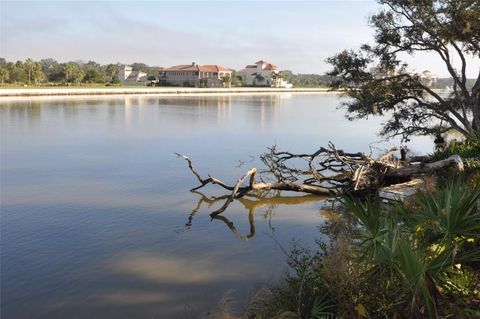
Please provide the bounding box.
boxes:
[1,1,477,76]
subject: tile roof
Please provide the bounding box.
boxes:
[164,64,232,72]
[164,65,198,72]
[198,65,231,72]
[263,63,278,71]
[252,60,278,70]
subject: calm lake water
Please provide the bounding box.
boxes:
[0,93,432,318]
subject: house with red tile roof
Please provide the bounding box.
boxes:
[238,60,292,88]
[162,63,233,87]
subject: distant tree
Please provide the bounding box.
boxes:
[40,58,62,82]
[220,73,232,87]
[83,68,105,83]
[24,59,44,84]
[0,67,9,84]
[62,62,84,84]
[7,61,27,83]
[82,60,101,71]
[328,0,480,140]
[131,62,149,73]
[279,70,332,87]
[230,71,244,87]
[104,64,119,83]
[130,63,162,76]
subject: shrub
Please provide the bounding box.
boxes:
[255,182,480,318]
[431,136,480,169]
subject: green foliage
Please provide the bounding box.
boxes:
[431,137,480,169]
[328,0,480,141]
[259,182,480,318]
[231,71,245,87]
[83,68,105,83]
[63,62,84,84]
[0,58,160,86]
[6,61,27,83]
[280,70,333,88]
[310,294,336,319]
[104,64,119,83]
[23,58,44,84]
[0,67,9,84]
[130,62,162,77]
[220,73,232,87]
[417,182,480,239]
[40,58,63,82]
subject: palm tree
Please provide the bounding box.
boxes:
[343,182,480,318]
[220,73,231,88]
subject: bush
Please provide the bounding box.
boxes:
[431,136,480,169]
[255,182,480,318]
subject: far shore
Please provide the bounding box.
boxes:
[0,87,339,97]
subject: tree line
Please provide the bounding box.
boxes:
[0,58,163,85]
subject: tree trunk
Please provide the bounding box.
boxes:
[385,155,464,178]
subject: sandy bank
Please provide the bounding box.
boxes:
[0,87,332,97]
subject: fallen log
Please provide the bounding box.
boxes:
[385,155,464,178]
[177,144,464,216]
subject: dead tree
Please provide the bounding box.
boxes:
[176,143,464,216]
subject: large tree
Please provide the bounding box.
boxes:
[104,64,119,83]
[328,0,480,141]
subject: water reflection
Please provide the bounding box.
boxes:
[1,94,293,139]
[186,191,327,240]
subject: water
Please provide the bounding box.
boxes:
[0,93,432,318]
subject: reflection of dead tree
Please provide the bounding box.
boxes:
[185,192,229,229]
[177,144,463,216]
[213,214,256,241]
[187,191,326,240]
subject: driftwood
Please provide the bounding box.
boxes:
[177,143,464,216]
[385,155,464,178]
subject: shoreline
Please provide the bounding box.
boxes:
[0,87,334,97]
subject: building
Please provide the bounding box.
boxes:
[238,60,292,88]
[162,63,233,87]
[419,70,438,86]
[118,65,148,84]
[369,66,399,79]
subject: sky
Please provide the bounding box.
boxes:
[1,0,478,77]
